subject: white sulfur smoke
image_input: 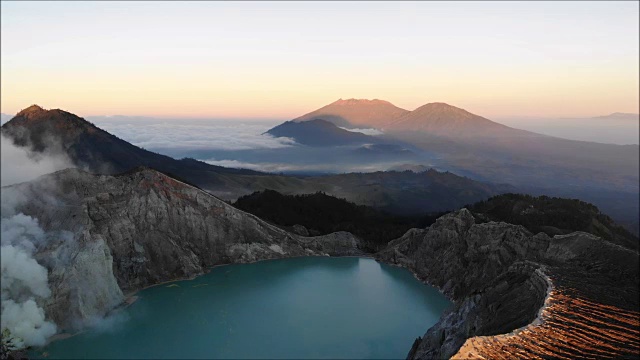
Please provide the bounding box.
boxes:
[1,134,73,187]
[1,242,49,299]
[0,300,56,348]
[1,215,57,347]
[1,214,45,254]
[0,133,71,347]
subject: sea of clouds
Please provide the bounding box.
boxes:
[88,116,383,153]
[338,127,383,136]
[85,117,388,174]
[89,117,297,152]
[202,159,403,174]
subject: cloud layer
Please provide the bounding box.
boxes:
[90,118,297,152]
[496,114,640,145]
[203,159,406,174]
[339,127,383,136]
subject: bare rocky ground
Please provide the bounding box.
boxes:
[5,168,363,330]
[377,209,639,359]
[4,167,639,358]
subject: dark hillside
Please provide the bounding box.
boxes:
[1,105,264,177]
[233,189,446,250]
[468,193,639,250]
[266,119,375,146]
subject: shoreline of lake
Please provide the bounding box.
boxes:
[33,256,451,359]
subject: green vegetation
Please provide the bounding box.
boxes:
[233,190,446,250]
[467,193,639,250]
[234,191,638,252]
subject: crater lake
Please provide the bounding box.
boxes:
[34,257,451,359]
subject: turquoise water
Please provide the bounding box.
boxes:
[35,257,450,359]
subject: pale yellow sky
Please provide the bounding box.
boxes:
[2,2,638,119]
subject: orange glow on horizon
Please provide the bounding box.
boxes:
[2,1,638,120]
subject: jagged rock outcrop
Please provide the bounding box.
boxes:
[4,168,364,330]
[376,210,639,359]
[468,193,639,250]
[290,224,309,236]
[4,167,638,358]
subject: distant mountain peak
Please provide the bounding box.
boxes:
[266,118,375,146]
[332,98,394,106]
[595,112,640,119]
[405,102,484,122]
[294,98,409,128]
[383,102,517,137]
[2,105,108,156]
[16,104,47,118]
[1,105,265,179]
[412,102,472,114]
[6,105,94,132]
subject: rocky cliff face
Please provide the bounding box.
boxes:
[4,168,363,330]
[4,168,638,359]
[376,210,639,359]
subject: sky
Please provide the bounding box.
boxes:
[1,1,638,119]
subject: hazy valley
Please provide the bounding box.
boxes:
[9,99,635,235]
[1,99,638,359]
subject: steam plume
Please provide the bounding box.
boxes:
[0,133,73,347]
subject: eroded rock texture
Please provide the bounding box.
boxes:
[5,168,363,330]
[4,168,638,359]
[376,210,639,359]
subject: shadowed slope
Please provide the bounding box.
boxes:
[1,105,262,176]
[384,102,526,138]
[468,193,639,250]
[266,119,375,146]
[2,105,514,215]
[233,189,447,249]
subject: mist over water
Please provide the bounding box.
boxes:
[34,257,451,359]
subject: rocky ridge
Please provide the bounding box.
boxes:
[3,168,638,359]
[3,167,363,330]
[376,209,639,359]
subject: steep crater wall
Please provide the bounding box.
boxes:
[376,210,639,359]
[4,168,364,330]
[4,168,638,359]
